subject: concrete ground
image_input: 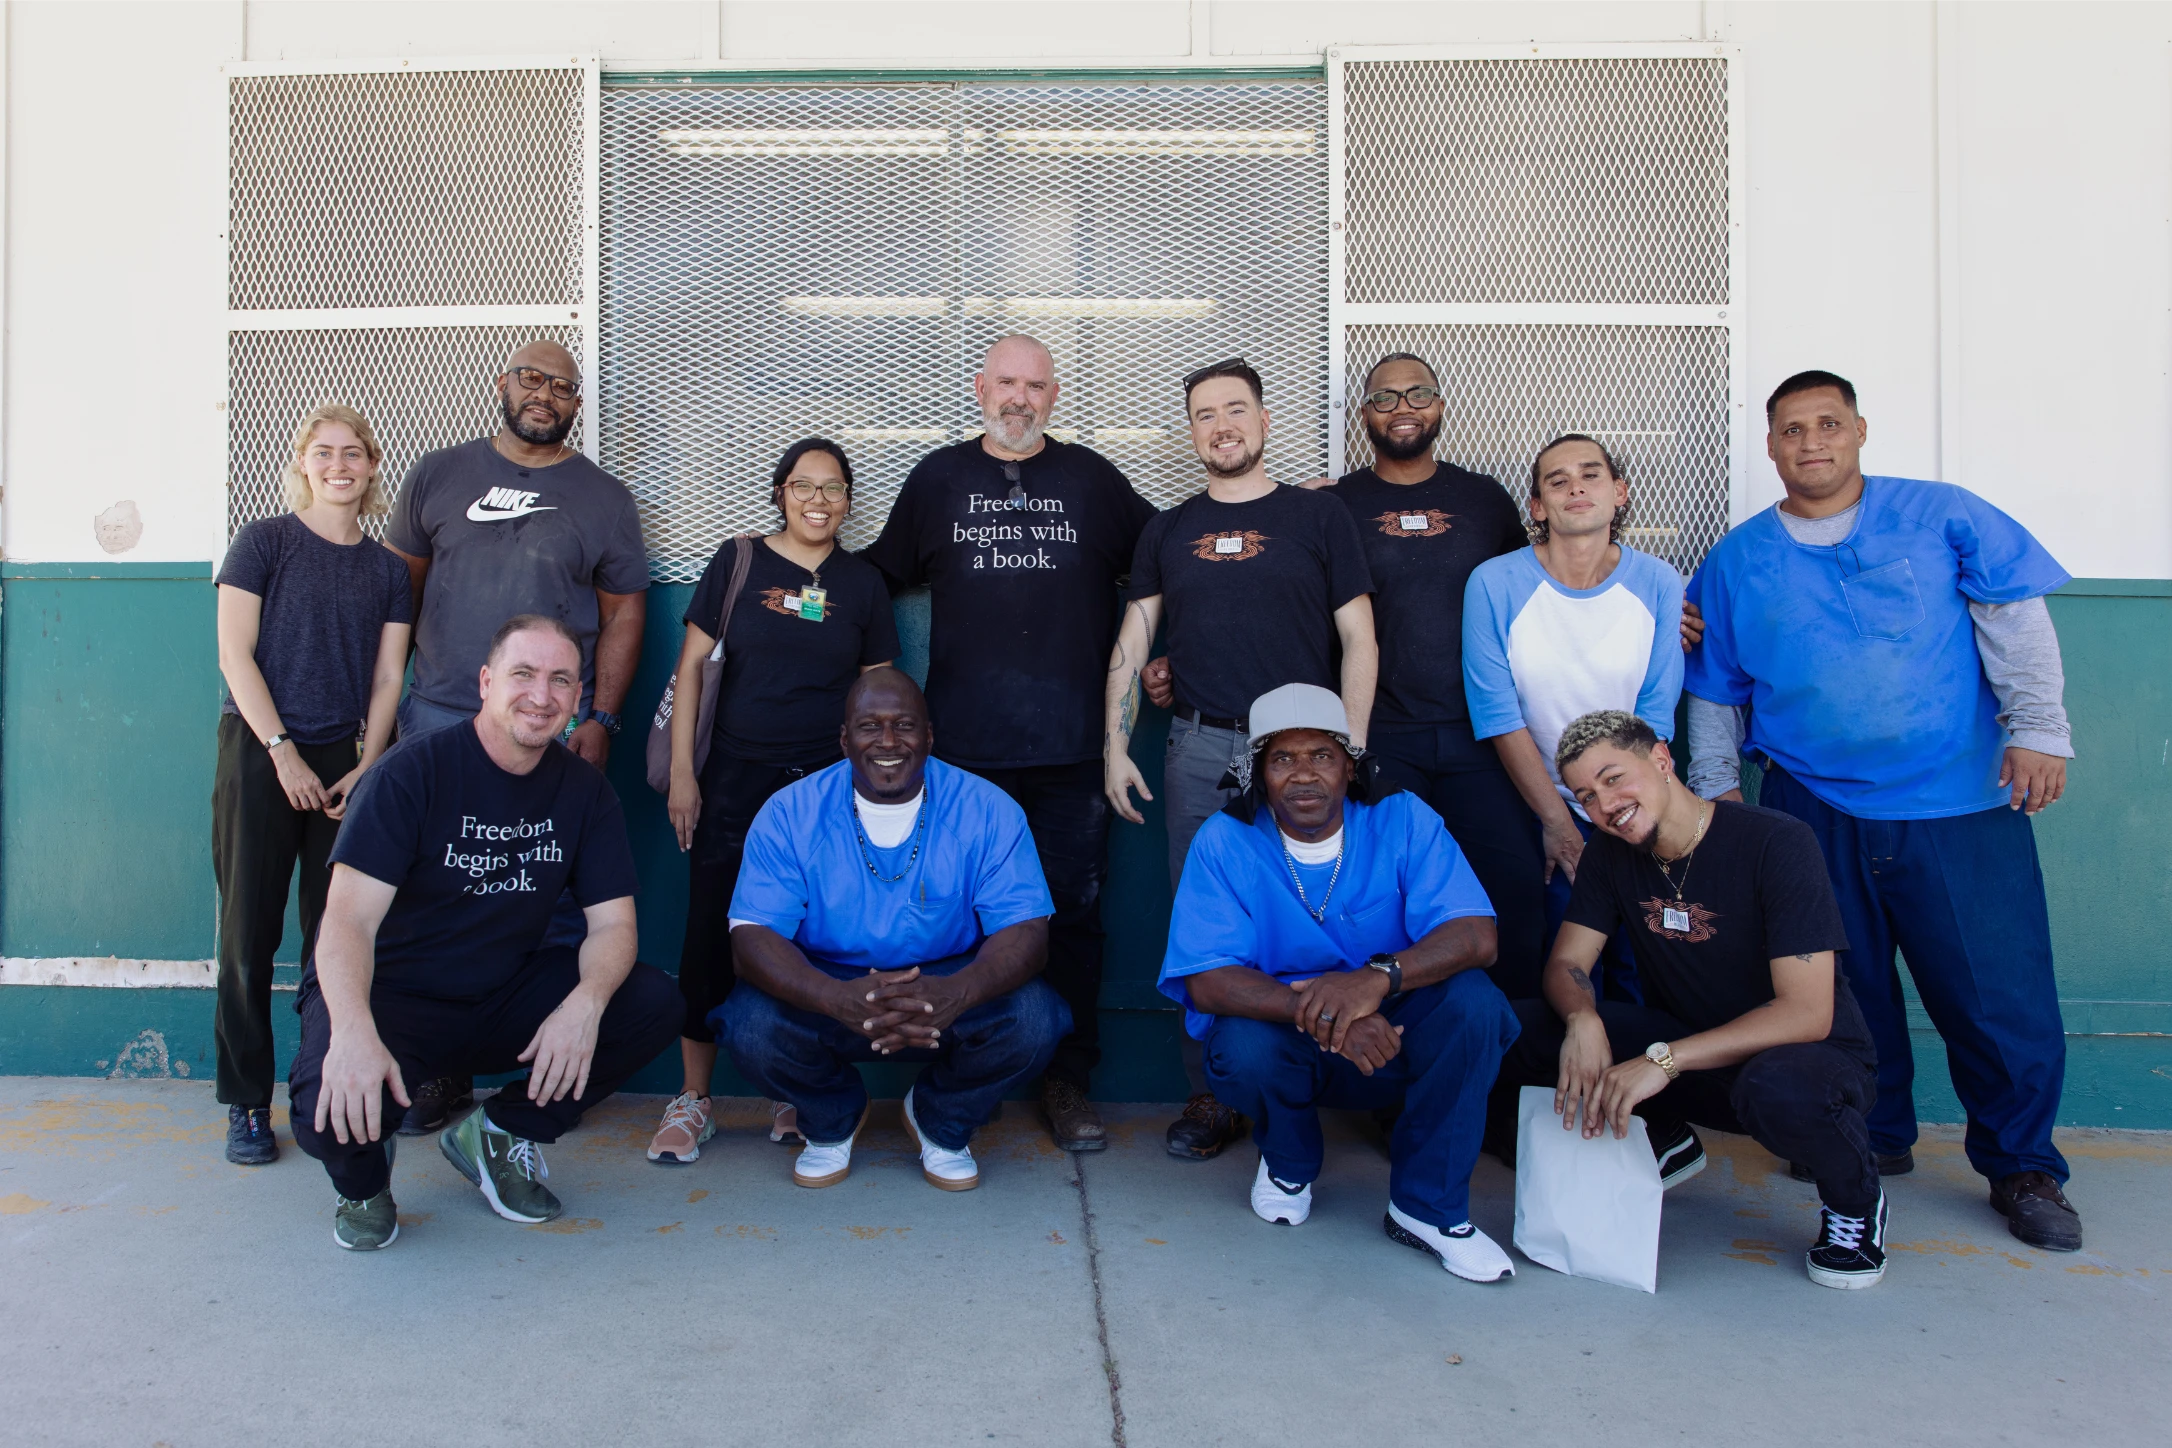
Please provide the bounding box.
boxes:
[0,1079,2165,1448]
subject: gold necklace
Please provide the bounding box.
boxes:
[1653,801,1712,900]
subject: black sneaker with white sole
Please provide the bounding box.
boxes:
[1649,1119,1706,1189]
[1806,1192,1888,1289]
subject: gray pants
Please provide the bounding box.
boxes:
[1161,716,1249,890]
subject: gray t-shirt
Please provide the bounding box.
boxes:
[388,439,649,712]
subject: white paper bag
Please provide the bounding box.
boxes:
[1512,1085,1663,1293]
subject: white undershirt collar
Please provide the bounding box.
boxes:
[1280,824,1344,865]
[855,788,925,849]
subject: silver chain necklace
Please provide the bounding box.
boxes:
[1280,835,1345,922]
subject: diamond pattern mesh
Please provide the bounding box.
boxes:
[228,68,585,310]
[1342,58,1729,306]
[1342,324,1731,574]
[600,80,1327,579]
[228,327,586,540]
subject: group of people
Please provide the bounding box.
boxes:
[213,333,2083,1289]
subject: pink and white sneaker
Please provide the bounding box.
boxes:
[645,1092,714,1164]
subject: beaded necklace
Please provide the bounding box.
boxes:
[852,790,929,883]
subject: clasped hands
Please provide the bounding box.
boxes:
[1553,1010,1670,1140]
[830,966,974,1055]
[1289,968,1402,1076]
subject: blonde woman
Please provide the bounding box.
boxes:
[213,403,412,1165]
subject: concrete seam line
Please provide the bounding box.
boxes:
[1070,1152,1128,1448]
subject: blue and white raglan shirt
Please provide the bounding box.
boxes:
[1461,546,1686,818]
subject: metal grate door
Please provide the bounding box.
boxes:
[223,58,599,540]
[599,79,1328,579]
[1328,46,1746,572]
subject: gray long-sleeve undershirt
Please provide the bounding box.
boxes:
[1683,503,2072,799]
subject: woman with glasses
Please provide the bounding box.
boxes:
[647,438,901,1165]
[212,402,413,1165]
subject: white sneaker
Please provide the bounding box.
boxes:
[901,1088,979,1191]
[1251,1156,1313,1225]
[791,1107,866,1189]
[1385,1204,1515,1282]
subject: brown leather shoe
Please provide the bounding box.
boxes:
[1042,1079,1108,1153]
[1165,1092,1246,1160]
[1991,1170,2083,1252]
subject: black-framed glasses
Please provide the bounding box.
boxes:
[1361,384,1441,413]
[507,365,580,401]
[1182,356,1250,394]
[1001,460,1026,509]
[785,480,849,503]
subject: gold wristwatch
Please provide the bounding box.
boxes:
[1644,1041,1680,1080]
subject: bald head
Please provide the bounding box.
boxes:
[497,338,581,450]
[508,338,579,383]
[842,667,932,803]
[976,335,1059,458]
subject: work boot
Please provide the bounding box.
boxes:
[1165,1092,1245,1160]
[1990,1170,2083,1252]
[224,1105,279,1166]
[1041,1079,1107,1153]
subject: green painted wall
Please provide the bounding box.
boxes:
[2,569,2165,1125]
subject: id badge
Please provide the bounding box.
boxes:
[797,586,827,621]
[1400,514,1429,531]
[1662,905,1692,934]
[1213,535,1243,555]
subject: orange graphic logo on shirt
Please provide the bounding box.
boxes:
[759,586,831,621]
[1191,530,1270,562]
[1640,897,1719,943]
[1374,508,1454,538]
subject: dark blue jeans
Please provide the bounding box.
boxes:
[716,953,1071,1150]
[1203,970,1519,1231]
[1760,765,2068,1181]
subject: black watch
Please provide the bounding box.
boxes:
[588,708,622,737]
[1366,953,1403,997]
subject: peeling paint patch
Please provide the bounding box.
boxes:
[844,1225,909,1240]
[715,1224,776,1240]
[528,1217,603,1234]
[1144,1238,1168,1245]
[1725,1237,1780,1266]
[656,1221,683,1234]
[397,1213,434,1227]
[685,1189,709,1205]
[93,500,143,555]
[1890,1238,1992,1258]
[107,1030,176,1079]
[0,1192,52,1214]
[1048,1230,1068,1244]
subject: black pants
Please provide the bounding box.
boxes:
[955,758,1108,1091]
[288,949,680,1200]
[211,714,355,1107]
[1494,998,1881,1216]
[679,750,821,1042]
[1370,722,1548,1000]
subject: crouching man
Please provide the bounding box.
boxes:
[719,668,1067,1191]
[1157,683,1520,1283]
[1496,710,1888,1289]
[289,616,680,1250]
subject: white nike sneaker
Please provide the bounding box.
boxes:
[1251,1155,1313,1225]
[901,1088,980,1190]
[791,1107,866,1189]
[1384,1204,1515,1282]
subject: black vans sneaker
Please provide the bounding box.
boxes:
[1649,1120,1706,1189]
[224,1105,278,1165]
[1806,1192,1888,1289]
[397,1075,475,1136]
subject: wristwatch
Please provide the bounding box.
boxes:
[262,732,291,751]
[1644,1040,1680,1080]
[588,708,622,736]
[1366,953,1404,998]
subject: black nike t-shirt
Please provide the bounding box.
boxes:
[861,438,1157,769]
[1127,484,1374,723]
[1565,801,1873,1058]
[684,538,900,768]
[1330,462,1528,730]
[318,723,637,1002]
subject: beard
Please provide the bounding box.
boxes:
[501,390,576,448]
[1201,438,1265,480]
[982,405,1046,454]
[1366,413,1442,462]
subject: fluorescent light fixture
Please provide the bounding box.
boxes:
[999,128,1317,157]
[1044,427,1081,443]
[661,128,949,157]
[1093,427,1168,444]
[994,296,1218,319]
[779,296,947,318]
[837,427,949,443]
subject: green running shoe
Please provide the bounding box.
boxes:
[439,1106,562,1224]
[333,1190,400,1251]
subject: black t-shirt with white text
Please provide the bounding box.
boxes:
[684,538,900,769]
[862,438,1156,769]
[1565,801,1872,1059]
[1127,484,1374,722]
[318,723,638,1002]
[1331,462,1527,730]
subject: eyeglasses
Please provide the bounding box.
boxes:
[1361,385,1441,413]
[506,365,580,401]
[785,480,849,503]
[1001,460,1026,509]
[1182,356,1250,394]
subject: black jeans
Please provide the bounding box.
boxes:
[211,714,355,1107]
[954,758,1108,1091]
[1370,722,1548,1000]
[1495,998,1882,1216]
[679,750,821,1041]
[287,949,680,1200]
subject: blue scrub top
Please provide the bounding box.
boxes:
[729,758,1054,974]
[1158,792,1496,1040]
[1684,476,2068,820]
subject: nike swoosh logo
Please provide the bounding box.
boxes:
[466,500,558,522]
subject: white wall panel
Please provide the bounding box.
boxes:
[717,1,1192,60]
[1215,1,1704,54]
[242,1,714,63]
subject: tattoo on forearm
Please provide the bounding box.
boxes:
[1119,675,1141,738]
[1568,966,1596,999]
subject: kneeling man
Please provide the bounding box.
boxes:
[290,615,680,1250]
[1497,710,1887,1289]
[1158,684,1520,1283]
[720,668,1066,1191]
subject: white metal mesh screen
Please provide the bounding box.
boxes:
[1342,57,1729,306]
[1341,324,1730,573]
[600,79,1327,579]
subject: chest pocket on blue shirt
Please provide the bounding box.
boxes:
[1340,896,1399,931]
[1840,558,1924,641]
